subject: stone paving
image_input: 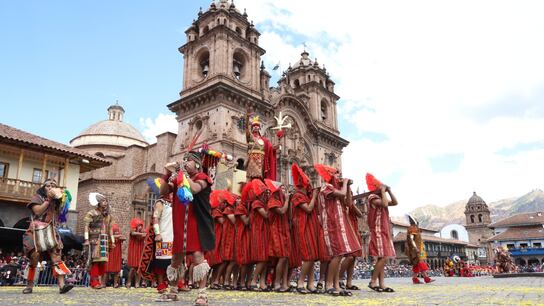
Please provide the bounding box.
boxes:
[0,276,543,305]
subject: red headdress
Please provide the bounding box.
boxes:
[291,163,311,189]
[365,172,383,192]
[314,163,337,183]
[252,179,268,197]
[264,179,278,194]
[210,190,222,208]
[210,189,236,208]
[241,181,252,204]
[112,223,120,235]
[130,218,144,230]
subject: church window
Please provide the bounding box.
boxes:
[451,230,459,240]
[478,214,483,223]
[236,158,245,170]
[235,27,242,36]
[232,51,247,81]
[294,79,300,88]
[146,192,159,213]
[321,99,328,121]
[203,25,210,35]
[195,120,203,131]
[197,49,210,78]
[470,215,475,223]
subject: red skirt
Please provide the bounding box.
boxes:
[172,201,201,254]
[128,237,145,268]
[205,222,223,266]
[220,220,236,261]
[250,213,269,262]
[235,219,251,265]
[105,241,123,272]
[349,214,363,257]
[288,229,302,268]
[268,211,291,258]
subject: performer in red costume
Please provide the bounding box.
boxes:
[245,112,277,181]
[104,223,124,288]
[207,190,225,290]
[266,180,291,292]
[127,214,145,288]
[220,191,237,289]
[235,183,252,290]
[315,164,361,296]
[248,179,270,291]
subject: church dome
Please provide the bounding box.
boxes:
[465,191,490,213]
[292,50,314,69]
[70,103,148,149]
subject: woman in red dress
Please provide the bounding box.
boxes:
[248,179,270,291]
[290,164,321,294]
[220,192,237,289]
[315,164,361,296]
[104,223,124,288]
[206,190,224,289]
[235,183,252,290]
[127,216,146,288]
[266,180,291,292]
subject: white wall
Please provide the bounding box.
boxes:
[440,224,470,242]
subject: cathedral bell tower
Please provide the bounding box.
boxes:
[168,0,273,164]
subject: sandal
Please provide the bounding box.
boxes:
[339,282,346,289]
[368,283,383,292]
[307,287,318,294]
[339,289,353,296]
[382,287,395,293]
[59,284,74,294]
[210,283,221,290]
[278,287,290,293]
[22,287,33,294]
[346,285,360,290]
[296,287,309,294]
[248,285,260,292]
[316,282,324,290]
[326,288,340,296]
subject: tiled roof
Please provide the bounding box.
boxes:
[0,123,110,171]
[393,232,468,245]
[488,212,544,228]
[487,226,544,242]
[390,220,438,233]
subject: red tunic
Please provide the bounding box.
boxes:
[267,192,291,258]
[367,195,396,258]
[235,200,251,265]
[105,238,124,273]
[250,199,269,262]
[291,191,321,261]
[288,198,302,268]
[318,184,361,257]
[220,205,236,261]
[348,207,363,257]
[172,173,212,254]
[128,233,145,268]
[205,207,223,266]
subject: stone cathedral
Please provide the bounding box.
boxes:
[71,0,348,251]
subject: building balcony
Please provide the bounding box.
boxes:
[509,248,544,256]
[0,178,42,204]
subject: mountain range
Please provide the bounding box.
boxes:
[406,189,544,230]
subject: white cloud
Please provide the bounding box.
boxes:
[139,113,178,143]
[237,0,544,214]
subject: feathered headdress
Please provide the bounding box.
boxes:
[146,177,164,197]
[365,173,383,192]
[240,181,252,205]
[250,115,261,127]
[291,163,310,189]
[264,179,281,194]
[210,190,222,208]
[130,218,144,230]
[112,223,120,235]
[407,214,419,227]
[58,189,72,223]
[88,192,105,207]
[314,163,337,183]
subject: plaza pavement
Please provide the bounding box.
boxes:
[0,276,542,305]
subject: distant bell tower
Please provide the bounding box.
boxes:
[464,191,493,264]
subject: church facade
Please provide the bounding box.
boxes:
[72,0,348,253]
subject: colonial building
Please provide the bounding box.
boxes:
[168,0,348,185]
[464,192,494,264]
[72,1,348,254]
[0,123,109,248]
[488,212,544,267]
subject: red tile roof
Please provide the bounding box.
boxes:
[487,226,544,242]
[393,232,468,245]
[0,123,110,171]
[488,212,544,228]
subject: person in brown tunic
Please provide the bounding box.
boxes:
[22,179,73,294]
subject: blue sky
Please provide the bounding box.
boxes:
[0,1,202,142]
[2,0,544,213]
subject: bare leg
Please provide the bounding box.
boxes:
[114,273,120,287]
[224,261,236,287]
[273,258,287,289]
[346,257,355,287]
[297,261,313,288]
[126,268,134,288]
[326,256,341,290]
[319,261,328,286]
[250,262,267,289]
